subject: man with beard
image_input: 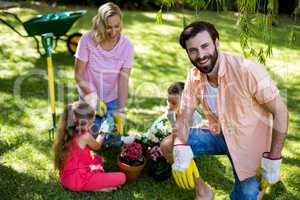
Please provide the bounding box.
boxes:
[160,21,289,200]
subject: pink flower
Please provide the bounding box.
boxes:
[150,145,163,161]
[119,142,145,166]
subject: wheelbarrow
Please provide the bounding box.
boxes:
[0,10,86,55]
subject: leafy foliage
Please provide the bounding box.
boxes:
[157,0,299,64]
[147,145,172,181]
[141,115,171,148]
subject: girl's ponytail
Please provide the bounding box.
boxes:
[53,104,76,169]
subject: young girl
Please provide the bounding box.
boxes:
[53,101,126,192]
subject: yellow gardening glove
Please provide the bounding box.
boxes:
[258,153,282,194]
[257,167,272,194]
[261,153,282,184]
[114,112,125,135]
[172,145,200,189]
[97,99,107,117]
[172,159,200,189]
[83,92,107,117]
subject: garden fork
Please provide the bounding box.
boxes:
[42,33,56,140]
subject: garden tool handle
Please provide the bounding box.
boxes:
[42,33,56,126]
[41,33,54,56]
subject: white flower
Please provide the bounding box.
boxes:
[149,126,158,134]
[127,131,142,140]
[156,122,163,129]
[133,134,141,140]
[149,134,159,143]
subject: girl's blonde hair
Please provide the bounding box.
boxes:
[91,2,123,43]
[53,102,95,170]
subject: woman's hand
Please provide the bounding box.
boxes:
[114,112,126,135]
[84,92,98,110]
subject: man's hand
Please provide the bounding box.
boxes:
[172,145,200,189]
[261,152,282,184]
[84,92,98,110]
[114,112,125,135]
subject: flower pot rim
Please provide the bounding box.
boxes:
[117,156,146,168]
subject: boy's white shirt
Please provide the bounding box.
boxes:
[191,111,202,127]
[165,110,202,127]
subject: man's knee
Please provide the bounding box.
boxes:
[231,177,260,200]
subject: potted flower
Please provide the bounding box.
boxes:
[117,142,146,182]
[147,145,171,181]
[141,115,172,148]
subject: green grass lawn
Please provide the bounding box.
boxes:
[0,2,299,200]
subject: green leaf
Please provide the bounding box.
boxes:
[257,48,266,64]
[156,8,163,24]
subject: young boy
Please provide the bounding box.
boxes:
[105,82,202,148]
[166,82,201,126]
[142,82,202,147]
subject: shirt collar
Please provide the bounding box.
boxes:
[218,53,226,77]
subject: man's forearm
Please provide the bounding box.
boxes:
[173,121,189,145]
[173,109,194,145]
[269,109,289,157]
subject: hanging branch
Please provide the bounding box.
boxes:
[156,0,176,24]
[288,0,299,46]
[157,0,298,64]
[182,0,186,27]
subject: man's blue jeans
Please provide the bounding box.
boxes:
[187,128,260,200]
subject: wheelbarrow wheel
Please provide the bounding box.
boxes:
[67,33,82,55]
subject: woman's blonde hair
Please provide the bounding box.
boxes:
[53,102,95,170]
[91,2,123,43]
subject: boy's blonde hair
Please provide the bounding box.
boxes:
[91,2,123,43]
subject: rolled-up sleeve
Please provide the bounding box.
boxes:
[75,33,89,63]
[246,62,280,104]
[180,70,199,113]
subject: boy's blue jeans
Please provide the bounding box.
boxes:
[187,128,260,200]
